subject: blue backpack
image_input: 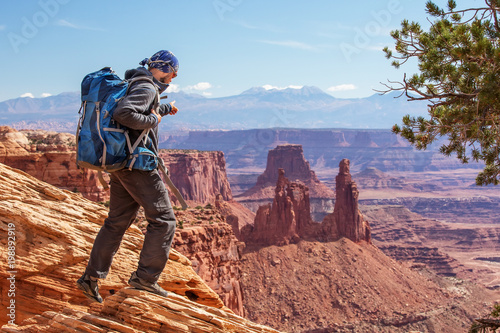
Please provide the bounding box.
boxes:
[76,67,159,175]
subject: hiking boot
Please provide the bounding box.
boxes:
[76,273,103,303]
[128,272,168,298]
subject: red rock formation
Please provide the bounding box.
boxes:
[244,159,371,245]
[252,145,331,197]
[159,150,233,204]
[173,223,245,316]
[215,194,255,240]
[236,144,335,221]
[0,126,107,202]
[2,289,281,333]
[332,159,371,243]
[257,145,316,185]
[0,163,228,327]
[239,238,495,333]
[244,169,313,245]
[132,200,251,316]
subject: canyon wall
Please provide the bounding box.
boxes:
[0,126,107,202]
[362,204,500,288]
[163,128,484,173]
[173,218,245,316]
[159,150,233,204]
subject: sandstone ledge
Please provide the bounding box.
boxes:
[1,288,281,333]
[0,162,224,325]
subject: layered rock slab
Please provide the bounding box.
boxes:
[2,288,280,333]
[0,126,106,202]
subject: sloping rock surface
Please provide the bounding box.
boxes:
[0,162,232,326]
[2,288,280,333]
[240,239,495,333]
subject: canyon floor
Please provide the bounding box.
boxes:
[240,240,496,333]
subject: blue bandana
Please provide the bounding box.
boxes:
[139,50,179,74]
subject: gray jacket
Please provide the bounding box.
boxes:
[113,67,172,157]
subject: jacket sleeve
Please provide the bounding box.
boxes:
[158,103,172,116]
[113,82,159,130]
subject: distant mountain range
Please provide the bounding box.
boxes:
[0,86,429,132]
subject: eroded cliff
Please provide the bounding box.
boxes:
[0,162,229,326]
[243,159,371,246]
[159,149,233,204]
[0,127,236,206]
[236,144,335,221]
[0,126,106,202]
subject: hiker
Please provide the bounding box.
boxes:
[77,50,179,303]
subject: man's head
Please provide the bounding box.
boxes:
[140,50,179,84]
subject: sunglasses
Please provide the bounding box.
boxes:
[167,64,178,78]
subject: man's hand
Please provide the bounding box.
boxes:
[169,100,178,115]
[152,109,162,124]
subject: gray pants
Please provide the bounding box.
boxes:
[85,168,176,283]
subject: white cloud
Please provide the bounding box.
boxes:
[327,84,357,92]
[184,82,212,92]
[166,84,180,93]
[167,82,213,95]
[0,25,6,31]
[230,20,283,33]
[20,93,34,98]
[56,19,78,29]
[55,19,104,31]
[259,40,317,51]
[263,85,303,91]
[41,93,52,98]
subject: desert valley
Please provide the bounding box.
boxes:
[0,125,498,332]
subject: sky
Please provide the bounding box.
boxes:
[0,0,483,102]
